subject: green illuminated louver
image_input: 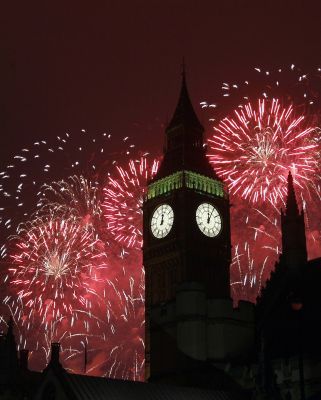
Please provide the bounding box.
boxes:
[147,170,225,199]
[147,171,183,199]
[185,171,225,197]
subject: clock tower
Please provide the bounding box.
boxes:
[143,68,231,296]
[143,70,252,385]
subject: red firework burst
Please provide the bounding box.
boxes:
[6,211,108,328]
[102,157,159,249]
[208,98,320,204]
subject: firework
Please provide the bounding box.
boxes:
[231,242,262,303]
[230,202,281,302]
[5,210,108,327]
[39,175,103,238]
[98,156,159,378]
[104,266,145,381]
[0,131,155,376]
[0,130,135,258]
[208,98,320,205]
[102,157,159,249]
[1,157,152,377]
[3,231,147,378]
[2,207,113,372]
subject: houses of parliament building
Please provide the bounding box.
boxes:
[1,71,321,399]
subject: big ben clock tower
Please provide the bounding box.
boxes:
[143,70,253,385]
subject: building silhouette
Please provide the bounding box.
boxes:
[0,317,41,399]
[1,70,321,399]
[256,171,321,399]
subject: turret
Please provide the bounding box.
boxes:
[281,172,307,273]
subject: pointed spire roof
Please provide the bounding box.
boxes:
[154,65,218,180]
[280,171,307,272]
[285,171,299,216]
[166,65,203,132]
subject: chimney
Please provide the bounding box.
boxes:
[19,349,29,370]
[49,342,62,368]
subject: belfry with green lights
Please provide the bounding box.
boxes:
[143,69,255,388]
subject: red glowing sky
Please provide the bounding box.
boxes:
[1,1,321,163]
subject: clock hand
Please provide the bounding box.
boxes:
[208,207,215,223]
[207,205,213,224]
[160,214,164,225]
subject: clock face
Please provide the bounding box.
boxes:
[151,204,174,239]
[196,203,222,237]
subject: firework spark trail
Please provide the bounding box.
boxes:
[102,157,159,249]
[67,244,145,381]
[231,241,270,303]
[230,204,281,302]
[100,156,160,379]
[208,98,320,205]
[251,206,280,254]
[104,270,145,381]
[39,175,103,238]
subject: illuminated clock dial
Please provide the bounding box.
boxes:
[151,204,174,239]
[196,203,222,237]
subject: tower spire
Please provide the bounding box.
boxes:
[181,57,186,79]
[166,64,203,133]
[155,66,216,179]
[285,171,299,216]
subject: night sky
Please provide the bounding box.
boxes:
[2,1,321,163]
[2,0,321,376]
